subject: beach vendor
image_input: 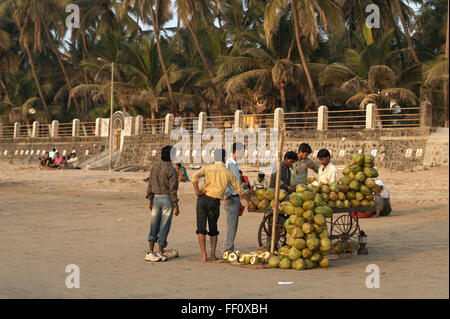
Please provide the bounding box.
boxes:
[373,179,392,218]
[317,149,338,184]
[269,151,298,193]
[290,143,319,186]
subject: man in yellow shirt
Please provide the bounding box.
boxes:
[191,149,253,262]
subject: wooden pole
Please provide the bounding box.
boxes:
[270,128,285,254]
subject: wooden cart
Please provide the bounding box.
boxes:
[249,206,371,255]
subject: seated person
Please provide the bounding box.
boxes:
[239,170,250,190]
[51,152,65,169]
[269,151,298,193]
[175,163,190,182]
[373,179,391,218]
[251,172,268,195]
[39,152,53,168]
[317,149,337,185]
[66,152,80,169]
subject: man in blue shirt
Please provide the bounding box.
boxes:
[223,142,244,254]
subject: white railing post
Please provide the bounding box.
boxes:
[72,119,80,137]
[198,112,207,133]
[234,110,244,133]
[135,115,144,135]
[317,105,328,131]
[51,120,59,138]
[95,118,102,136]
[365,103,377,129]
[32,121,39,137]
[13,122,20,139]
[274,107,284,130]
[165,113,174,135]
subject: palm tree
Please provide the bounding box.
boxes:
[264,0,344,108]
[393,0,420,64]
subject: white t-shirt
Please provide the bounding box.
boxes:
[49,151,56,160]
[318,162,337,184]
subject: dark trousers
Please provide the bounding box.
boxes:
[196,194,220,236]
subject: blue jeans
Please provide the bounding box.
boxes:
[148,195,174,248]
[223,196,241,253]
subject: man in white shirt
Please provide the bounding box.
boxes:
[374,179,392,217]
[317,149,337,184]
[223,142,244,254]
[49,148,56,161]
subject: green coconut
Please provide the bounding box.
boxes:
[294,238,307,250]
[301,191,314,201]
[349,180,360,191]
[313,214,326,227]
[268,255,281,268]
[288,247,301,260]
[301,248,312,259]
[279,257,292,269]
[290,194,303,207]
[296,184,307,193]
[301,223,312,234]
[292,258,306,270]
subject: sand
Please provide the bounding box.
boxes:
[0,163,448,298]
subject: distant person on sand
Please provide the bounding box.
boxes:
[51,152,64,169]
[175,163,190,182]
[66,152,80,169]
[145,145,180,262]
[49,148,56,161]
[251,172,268,196]
[373,179,392,218]
[191,149,252,262]
[317,149,337,185]
[39,152,52,168]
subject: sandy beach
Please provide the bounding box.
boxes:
[0,163,448,298]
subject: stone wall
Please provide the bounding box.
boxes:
[114,128,433,171]
[0,137,108,165]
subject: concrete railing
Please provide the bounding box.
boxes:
[0,104,429,139]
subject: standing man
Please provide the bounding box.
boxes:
[317,149,338,184]
[290,143,319,186]
[191,149,252,262]
[223,142,244,255]
[145,145,180,262]
[269,151,298,193]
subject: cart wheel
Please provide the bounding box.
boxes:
[258,214,287,250]
[329,214,360,255]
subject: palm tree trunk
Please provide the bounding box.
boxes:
[291,0,319,108]
[23,42,51,122]
[0,78,11,104]
[149,3,176,113]
[41,16,82,115]
[185,20,215,78]
[445,5,449,127]
[81,32,91,115]
[280,87,286,110]
[394,0,420,64]
[177,12,182,53]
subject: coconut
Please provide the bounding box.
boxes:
[288,247,301,260]
[277,246,290,258]
[260,251,271,263]
[346,191,356,200]
[255,189,266,200]
[306,237,320,251]
[252,197,260,206]
[355,192,364,202]
[339,176,351,185]
[305,258,315,269]
[301,222,312,234]
[350,199,360,208]
[313,224,323,234]
[296,184,307,193]
[327,200,336,208]
[319,256,329,268]
[279,189,288,201]
[343,200,351,208]
[349,180,360,191]
[360,199,370,207]
[294,216,306,227]
[223,251,230,260]
[335,200,344,208]
[337,192,346,201]
[250,256,261,265]
[301,248,312,259]
[319,229,329,239]
[302,200,315,211]
[355,171,366,182]
[257,199,269,210]
[301,191,314,202]
[283,204,295,215]
[365,178,375,188]
[290,194,303,207]
[310,252,321,263]
[313,214,326,227]
[320,185,330,194]
[228,252,238,262]
[319,238,331,252]
[329,182,339,192]
[307,176,316,184]
[303,210,314,223]
[265,189,275,201]
[292,258,306,270]
[294,238,306,250]
[291,226,304,239]
[268,255,281,268]
[360,185,371,196]
[342,167,352,176]
[351,164,362,174]
[313,193,323,205]
[328,192,337,201]
[279,257,292,269]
